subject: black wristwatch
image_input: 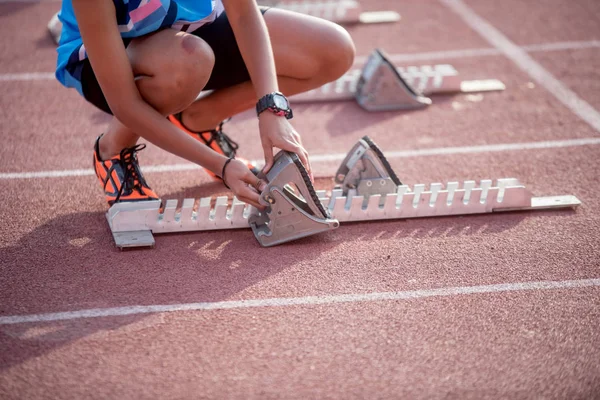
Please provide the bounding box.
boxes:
[256,92,293,120]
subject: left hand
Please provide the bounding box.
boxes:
[258,112,313,181]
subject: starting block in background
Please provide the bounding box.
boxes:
[106,137,580,249]
[261,0,400,24]
[47,1,400,45]
[291,49,506,111]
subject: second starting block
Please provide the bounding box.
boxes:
[291,48,506,111]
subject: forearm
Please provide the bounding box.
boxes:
[224,0,279,98]
[114,100,227,175]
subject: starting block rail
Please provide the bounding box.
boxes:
[105,137,580,248]
[107,179,579,248]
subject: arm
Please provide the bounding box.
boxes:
[72,0,264,206]
[223,0,312,178]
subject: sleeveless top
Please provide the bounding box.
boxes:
[55,0,223,95]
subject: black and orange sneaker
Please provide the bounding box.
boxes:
[168,113,259,179]
[93,135,159,206]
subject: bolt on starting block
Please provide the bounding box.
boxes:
[291,48,506,111]
[105,137,580,249]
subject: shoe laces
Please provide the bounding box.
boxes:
[115,144,149,203]
[202,119,239,158]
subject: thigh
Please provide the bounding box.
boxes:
[265,8,355,80]
[192,7,354,90]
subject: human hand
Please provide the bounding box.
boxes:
[222,158,267,209]
[258,112,313,181]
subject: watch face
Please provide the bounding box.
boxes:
[273,94,289,110]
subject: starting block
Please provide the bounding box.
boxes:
[48,1,400,45]
[291,49,506,111]
[105,136,580,249]
[261,0,400,24]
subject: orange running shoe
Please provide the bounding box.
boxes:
[168,113,259,179]
[93,136,159,206]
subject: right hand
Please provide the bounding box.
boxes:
[222,159,267,209]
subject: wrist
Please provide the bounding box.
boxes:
[256,92,293,120]
[220,157,234,189]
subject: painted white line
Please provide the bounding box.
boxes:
[2,137,599,180]
[439,0,600,134]
[0,72,55,81]
[523,40,600,53]
[1,278,598,325]
[376,40,599,64]
[0,0,59,3]
[1,40,598,82]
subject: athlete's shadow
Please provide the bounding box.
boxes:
[0,182,339,370]
[0,178,575,370]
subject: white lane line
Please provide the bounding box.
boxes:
[439,0,600,134]
[0,72,55,81]
[1,40,598,82]
[356,40,600,64]
[1,278,598,325]
[0,0,59,3]
[2,137,599,180]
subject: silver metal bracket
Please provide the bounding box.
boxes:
[249,151,340,247]
[291,49,506,108]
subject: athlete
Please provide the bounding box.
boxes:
[56,0,355,208]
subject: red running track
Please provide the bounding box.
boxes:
[1,0,599,398]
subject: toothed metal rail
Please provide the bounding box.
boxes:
[105,137,580,248]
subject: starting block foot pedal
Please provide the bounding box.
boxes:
[356,49,432,111]
[335,135,402,198]
[249,151,340,247]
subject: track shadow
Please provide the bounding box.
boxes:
[0,182,340,370]
[0,173,578,370]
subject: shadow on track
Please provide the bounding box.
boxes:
[0,181,339,370]
[0,174,577,370]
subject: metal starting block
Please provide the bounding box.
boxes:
[249,151,340,247]
[291,48,506,111]
[261,0,400,24]
[105,137,580,249]
[335,136,403,201]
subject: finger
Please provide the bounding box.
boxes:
[303,150,314,182]
[239,170,266,191]
[262,142,274,174]
[295,146,310,173]
[238,195,263,209]
[237,187,263,209]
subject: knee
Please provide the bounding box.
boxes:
[169,33,215,94]
[318,24,355,80]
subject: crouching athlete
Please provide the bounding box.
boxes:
[55,0,355,208]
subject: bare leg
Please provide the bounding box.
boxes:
[98,30,215,160]
[180,8,355,132]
